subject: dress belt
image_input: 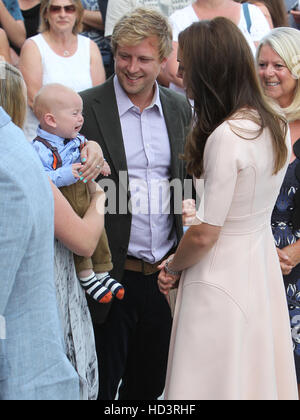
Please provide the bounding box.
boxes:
[124,249,176,276]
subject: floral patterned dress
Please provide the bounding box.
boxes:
[271,151,300,383]
[54,240,99,400]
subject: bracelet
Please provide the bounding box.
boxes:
[165,257,181,276]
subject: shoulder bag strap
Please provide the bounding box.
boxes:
[242,3,252,34]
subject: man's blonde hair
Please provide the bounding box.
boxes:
[111,7,173,62]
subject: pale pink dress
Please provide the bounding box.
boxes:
[165,116,299,400]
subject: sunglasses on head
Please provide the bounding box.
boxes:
[49,4,76,13]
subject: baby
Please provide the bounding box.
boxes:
[32,83,124,304]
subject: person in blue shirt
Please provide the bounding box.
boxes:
[0,103,80,400]
[32,83,124,304]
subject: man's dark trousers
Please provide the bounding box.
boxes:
[93,269,173,400]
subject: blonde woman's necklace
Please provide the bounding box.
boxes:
[62,40,77,56]
[44,32,76,57]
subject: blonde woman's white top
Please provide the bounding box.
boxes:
[31,33,92,92]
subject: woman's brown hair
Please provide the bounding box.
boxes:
[235,0,289,27]
[179,17,287,178]
[259,0,288,27]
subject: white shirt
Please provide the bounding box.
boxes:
[169,3,271,54]
[105,0,193,36]
[168,3,270,94]
[31,33,92,92]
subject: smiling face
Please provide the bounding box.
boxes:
[115,36,167,110]
[258,44,297,108]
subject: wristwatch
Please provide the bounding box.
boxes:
[165,257,181,276]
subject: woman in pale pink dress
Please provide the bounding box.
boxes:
[158,17,298,400]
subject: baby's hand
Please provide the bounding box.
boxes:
[72,163,83,178]
[100,160,111,177]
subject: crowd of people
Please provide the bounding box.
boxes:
[1,0,300,401]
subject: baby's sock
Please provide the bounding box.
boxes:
[79,272,112,303]
[96,272,125,300]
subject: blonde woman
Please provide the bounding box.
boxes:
[19,0,106,141]
[257,27,300,398]
[0,62,26,127]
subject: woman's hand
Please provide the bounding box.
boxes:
[157,256,180,296]
[277,247,294,275]
[80,140,106,182]
[87,181,106,216]
[277,242,300,275]
[157,267,180,296]
[182,199,196,226]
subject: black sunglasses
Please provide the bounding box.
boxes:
[49,4,76,13]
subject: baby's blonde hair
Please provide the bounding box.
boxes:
[33,83,78,122]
